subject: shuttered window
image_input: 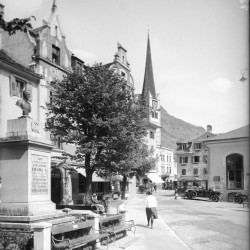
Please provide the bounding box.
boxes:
[9,75,32,101]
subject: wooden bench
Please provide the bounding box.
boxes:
[51,220,109,250]
[99,213,136,243]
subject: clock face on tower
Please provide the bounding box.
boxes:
[152,100,158,110]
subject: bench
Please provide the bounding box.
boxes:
[99,213,136,243]
[51,220,109,250]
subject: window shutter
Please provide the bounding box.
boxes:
[26,83,33,101]
[9,75,17,96]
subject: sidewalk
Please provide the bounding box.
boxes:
[100,193,190,250]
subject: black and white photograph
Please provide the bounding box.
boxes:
[0,0,249,249]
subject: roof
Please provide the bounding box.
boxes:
[0,49,41,78]
[142,34,156,99]
[204,125,249,142]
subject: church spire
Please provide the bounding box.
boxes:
[142,33,156,99]
[51,0,57,13]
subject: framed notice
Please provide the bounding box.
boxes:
[31,154,48,195]
[213,176,220,182]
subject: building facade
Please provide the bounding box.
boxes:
[156,146,176,189]
[0,0,136,205]
[204,125,249,201]
[175,125,216,190]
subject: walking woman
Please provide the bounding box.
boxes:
[145,191,158,229]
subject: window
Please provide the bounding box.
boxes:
[193,168,198,175]
[179,156,188,164]
[194,143,202,150]
[181,144,187,151]
[203,155,208,164]
[55,25,58,38]
[9,75,32,100]
[167,167,169,172]
[193,156,200,163]
[226,154,243,190]
[169,167,171,173]
[151,111,158,119]
[52,45,60,65]
[150,131,155,139]
[203,168,208,175]
[161,154,165,162]
[182,169,186,175]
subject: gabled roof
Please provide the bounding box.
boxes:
[142,34,156,99]
[204,125,249,142]
[188,131,216,142]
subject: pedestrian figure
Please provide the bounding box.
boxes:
[145,191,158,229]
[153,183,157,193]
[175,188,178,199]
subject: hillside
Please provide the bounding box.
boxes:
[160,106,206,150]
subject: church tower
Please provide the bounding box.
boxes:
[142,34,161,151]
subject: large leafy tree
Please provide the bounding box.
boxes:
[46,64,150,203]
[95,98,156,199]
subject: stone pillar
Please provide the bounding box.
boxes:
[0,117,55,216]
[33,222,52,250]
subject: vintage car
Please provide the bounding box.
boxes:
[233,192,249,204]
[183,187,221,202]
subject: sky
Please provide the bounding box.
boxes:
[2,0,249,134]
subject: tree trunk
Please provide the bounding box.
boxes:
[85,153,94,205]
[121,175,127,200]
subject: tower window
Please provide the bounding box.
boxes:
[52,45,60,65]
[55,25,58,38]
[151,111,158,119]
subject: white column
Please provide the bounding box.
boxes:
[33,222,52,250]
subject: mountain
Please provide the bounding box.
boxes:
[160,106,206,150]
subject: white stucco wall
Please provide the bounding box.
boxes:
[206,139,249,200]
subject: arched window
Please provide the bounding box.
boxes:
[226,154,243,190]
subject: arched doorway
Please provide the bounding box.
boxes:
[226,154,244,190]
[51,168,62,204]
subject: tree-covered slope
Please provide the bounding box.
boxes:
[160,106,206,150]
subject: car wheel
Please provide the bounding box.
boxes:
[233,196,242,204]
[191,191,197,198]
[210,194,219,202]
[184,193,190,199]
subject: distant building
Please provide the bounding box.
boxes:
[105,42,134,91]
[156,146,176,189]
[204,125,249,201]
[175,125,216,190]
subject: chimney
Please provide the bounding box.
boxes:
[207,125,212,133]
[0,4,5,19]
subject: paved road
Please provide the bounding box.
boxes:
[156,191,249,250]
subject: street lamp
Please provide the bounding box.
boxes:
[239,68,249,83]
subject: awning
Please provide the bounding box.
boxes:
[147,173,164,183]
[75,168,110,182]
[177,176,203,182]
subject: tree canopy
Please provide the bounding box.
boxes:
[0,14,35,35]
[46,64,152,202]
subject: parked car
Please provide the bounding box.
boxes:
[233,192,249,204]
[184,187,221,202]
